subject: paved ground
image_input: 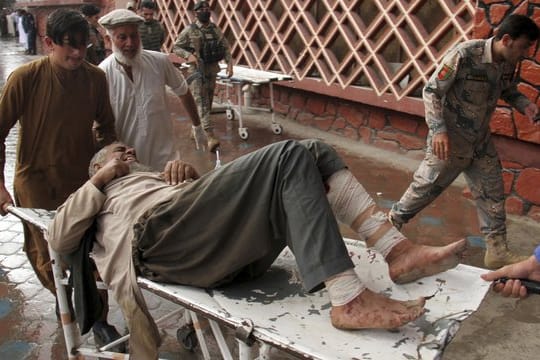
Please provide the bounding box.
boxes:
[0,35,539,359]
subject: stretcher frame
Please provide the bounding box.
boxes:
[5,206,305,359]
[6,205,491,360]
[216,65,293,140]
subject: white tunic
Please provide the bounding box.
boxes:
[99,50,189,170]
[17,15,26,47]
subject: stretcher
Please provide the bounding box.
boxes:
[216,65,293,140]
[6,206,491,359]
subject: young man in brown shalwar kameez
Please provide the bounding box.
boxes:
[0,9,121,348]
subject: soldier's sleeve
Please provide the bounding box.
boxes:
[93,70,117,149]
[173,28,195,59]
[423,47,461,134]
[215,25,232,63]
[500,63,531,113]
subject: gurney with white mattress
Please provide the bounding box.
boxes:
[7,206,490,359]
[216,65,293,140]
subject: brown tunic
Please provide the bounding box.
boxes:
[0,56,116,292]
[0,56,116,208]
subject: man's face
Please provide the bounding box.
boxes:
[110,24,141,60]
[501,34,536,65]
[140,8,154,22]
[87,14,100,26]
[47,34,87,71]
[106,143,137,164]
[104,143,152,173]
[195,3,211,23]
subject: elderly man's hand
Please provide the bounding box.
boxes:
[91,158,130,190]
[163,160,200,185]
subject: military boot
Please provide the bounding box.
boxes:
[484,234,529,269]
[205,130,220,153]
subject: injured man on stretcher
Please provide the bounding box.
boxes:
[47,139,467,358]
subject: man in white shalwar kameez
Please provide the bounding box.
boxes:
[98,10,205,171]
[16,10,27,50]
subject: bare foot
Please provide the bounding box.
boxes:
[330,289,425,329]
[387,238,467,284]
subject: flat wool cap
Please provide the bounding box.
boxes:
[98,9,143,28]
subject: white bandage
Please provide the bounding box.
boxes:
[356,210,387,239]
[324,269,365,306]
[326,169,374,231]
[370,226,405,258]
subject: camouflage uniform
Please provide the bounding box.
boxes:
[86,24,106,65]
[173,20,232,132]
[139,19,165,51]
[390,37,532,239]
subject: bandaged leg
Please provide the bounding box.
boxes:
[326,169,466,283]
[328,269,426,329]
[324,269,365,306]
[326,169,404,256]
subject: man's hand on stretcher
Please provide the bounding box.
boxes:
[90,157,200,190]
[162,160,200,185]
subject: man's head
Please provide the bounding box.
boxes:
[194,1,211,24]
[89,142,150,177]
[139,1,156,23]
[80,4,101,26]
[99,9,144,64]
[494,14,539,65]
[45,9,90,71]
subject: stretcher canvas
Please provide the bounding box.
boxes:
[144,239,490,360]
[217,64,293,84]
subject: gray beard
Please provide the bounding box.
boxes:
[112,43,143,66]
[129,162,152,173]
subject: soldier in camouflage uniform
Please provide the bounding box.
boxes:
[389,15,539,269]
[138,1,164,52]
[81,4,107,65]
[173,0,233,152]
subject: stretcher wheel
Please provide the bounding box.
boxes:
[271,123,282,135]
[226,109,235,120]
[177,325,198,351]
[238,128,249,140]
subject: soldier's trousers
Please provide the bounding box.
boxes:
[186,65,218,132]
[391,150,506,236]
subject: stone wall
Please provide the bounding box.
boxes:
[217,0,540,222]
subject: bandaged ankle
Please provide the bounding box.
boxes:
[326,169,374,229]
[370,226,405,258]
[324,269,365,306]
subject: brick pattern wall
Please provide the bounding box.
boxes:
[217,0,540,222]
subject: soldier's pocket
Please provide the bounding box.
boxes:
[462,79,489,105]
